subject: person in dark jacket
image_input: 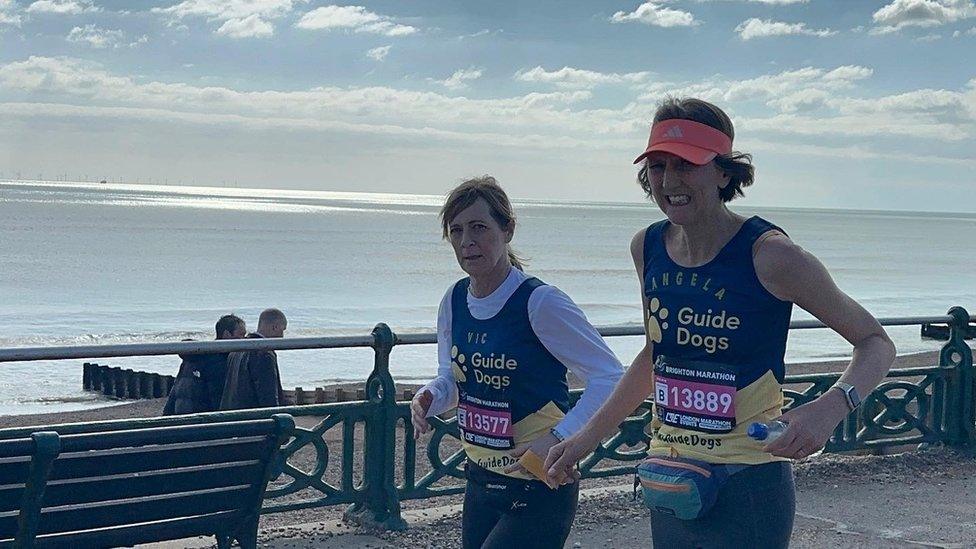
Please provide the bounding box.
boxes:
[163,314,246,415]
[220,308,287,410]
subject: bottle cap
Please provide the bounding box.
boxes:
[747,422,768,441]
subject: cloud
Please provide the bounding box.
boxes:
[735,18,837,39]
[639,64,976,143]
[515,66,650,89]
[66,24,125,48]
[640,65,874,107]
[0,0,21,27]
[610,2,698,27]
[1,56,972,166]
[457,28,499,40]
[151,0,303,37]
[951,25,976,35]
[216,13,274,37]
[433,67,483,90]
[871,0,976,34]
[765,89,830,112]
[0,57,616,143]
[26,0,100,14]
[295,5,417,36]
[914,32,943,40]
[366,45,391,61]
[688,0,809,2]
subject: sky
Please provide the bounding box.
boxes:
[1,0,975,211]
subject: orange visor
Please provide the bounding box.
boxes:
[633,119,733,166]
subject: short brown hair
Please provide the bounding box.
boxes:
[258,308,286,329]
[638,97,755,202]
[440,176,525,270]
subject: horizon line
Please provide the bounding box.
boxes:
[3,177,975,218]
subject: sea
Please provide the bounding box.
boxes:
[1,180,974,415]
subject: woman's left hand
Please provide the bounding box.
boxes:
[505,431,561,483]
[764,390,849,459]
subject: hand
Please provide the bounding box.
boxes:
[543,431,597,487]
[504,432,564,486]
[410,390,434,440]
[764,390,849,459]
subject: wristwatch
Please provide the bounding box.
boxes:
[550,428,566,442]
[831,382,861,412]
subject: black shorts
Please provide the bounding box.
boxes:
[650,461,796,549]
[462,462,579,549]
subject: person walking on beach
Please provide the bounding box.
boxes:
[163,314,245,415]
[220,308,288,410]
[544,97,896,548]
[410,177,623,549]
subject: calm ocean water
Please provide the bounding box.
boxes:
[1,180,974,415]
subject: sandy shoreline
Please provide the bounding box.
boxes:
[0,350,946,429]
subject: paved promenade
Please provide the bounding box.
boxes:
[150,447,976,548]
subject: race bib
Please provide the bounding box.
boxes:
[457,393,514,449]
[653,356,737,434]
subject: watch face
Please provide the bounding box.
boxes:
[849,387,861,407]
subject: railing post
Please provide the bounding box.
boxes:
[344,323,406,531]
[941,306,974,447]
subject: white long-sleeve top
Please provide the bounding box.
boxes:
[421,267,624,439]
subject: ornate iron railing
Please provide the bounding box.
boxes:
[0,308,972,530]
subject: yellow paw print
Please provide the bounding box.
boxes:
[451,345,467,383]
[646,297,669,344]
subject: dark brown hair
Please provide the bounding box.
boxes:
[215,314,244,338]
[440,176,525,270]
[638,97,755,202]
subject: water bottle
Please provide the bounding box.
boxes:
[747,420,788,443]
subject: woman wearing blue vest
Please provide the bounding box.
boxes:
[544,97,896,548]
[411,176,623,549]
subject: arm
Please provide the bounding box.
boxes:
[544,229,657,484]
[504,286,625,480]
[755,233,896,458]
[251,351,282,408]
[529,286,624,439]
[411,287,458,438]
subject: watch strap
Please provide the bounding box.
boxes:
[831,382,860,412]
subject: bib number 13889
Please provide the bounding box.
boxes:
[659,385,733,415]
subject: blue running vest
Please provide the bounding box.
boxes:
[451,277,570,478]
[643,216,793,464]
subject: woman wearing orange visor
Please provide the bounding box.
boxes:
[544,97,895,547]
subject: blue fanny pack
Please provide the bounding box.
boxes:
[635,456,745,520]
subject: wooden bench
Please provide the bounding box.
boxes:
[0,414,294,548]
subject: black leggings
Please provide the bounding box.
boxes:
[650,461,796,549]
[462,463,579,549]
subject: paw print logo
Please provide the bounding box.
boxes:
[451,345,468,383]
[646,297,669,344]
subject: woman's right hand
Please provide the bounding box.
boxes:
[410,389,434,439]
[544,431,597,486]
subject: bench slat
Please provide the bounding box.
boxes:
[48,438,269,480]
[40,461,265,507]
[0,486,24,514]
[0,515,15,541]
[36,485,254,535]
[32,510,244,549]
[0,460,31,486]
[56,419,280,453]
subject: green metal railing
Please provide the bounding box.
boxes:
[0,307,972,530]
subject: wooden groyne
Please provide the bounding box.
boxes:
[81,363,417,403]
[83,363,174,400]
